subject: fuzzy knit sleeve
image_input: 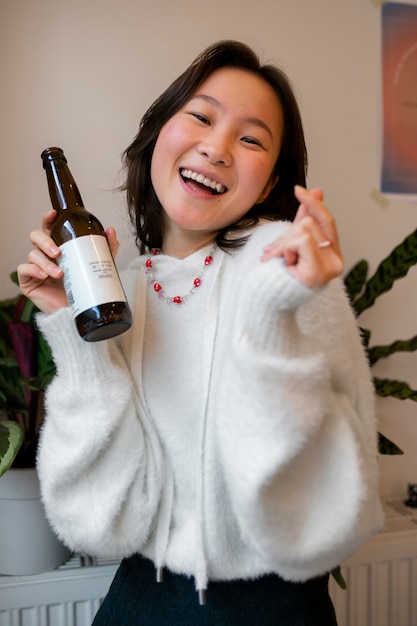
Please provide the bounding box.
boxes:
[36,306,164,559]
[215,247,383,582]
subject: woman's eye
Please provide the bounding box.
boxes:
[191,113,210,125]
[241,136,262,147]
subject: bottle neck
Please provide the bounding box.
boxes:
[45,158,84,213]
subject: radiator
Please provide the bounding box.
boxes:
[1,499,416,626]
[329,498,417,626]
[0,556,117,626]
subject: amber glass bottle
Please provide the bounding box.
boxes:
[41,147,132,341]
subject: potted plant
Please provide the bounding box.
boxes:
[0,273,56,474]
[330,227,417,592]
[0,272,70,575]
[344,227,417,455]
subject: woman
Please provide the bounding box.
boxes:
[18,40,383,624]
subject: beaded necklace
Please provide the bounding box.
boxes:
[145,247,215,305]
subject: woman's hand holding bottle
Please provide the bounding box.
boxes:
[17,210,120,315]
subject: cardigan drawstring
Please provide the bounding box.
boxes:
[193,249,223,604]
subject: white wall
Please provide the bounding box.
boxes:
[1,0,416,497]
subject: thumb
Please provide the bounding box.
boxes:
[105,227,120,258]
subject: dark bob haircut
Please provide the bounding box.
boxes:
[122,40,307,253]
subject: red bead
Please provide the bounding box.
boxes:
[154,283,162,292]
[194,277,201,288]
[146,259,153,268]
[204,255,213,266]
[173,296,182,304]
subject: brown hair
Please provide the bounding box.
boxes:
[122,40,307,253]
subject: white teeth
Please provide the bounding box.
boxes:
[181,169,225,194]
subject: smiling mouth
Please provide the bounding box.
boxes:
[180,168,227,195]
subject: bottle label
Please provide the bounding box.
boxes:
[59,235,127,317]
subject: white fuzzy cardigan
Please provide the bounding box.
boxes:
[36,220,383,597]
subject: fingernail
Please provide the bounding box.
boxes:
[48,244,60,256]
[51,264,62,276]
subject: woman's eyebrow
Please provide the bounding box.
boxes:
[191,94,274,139]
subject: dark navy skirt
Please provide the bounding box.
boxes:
[92,554,337,625]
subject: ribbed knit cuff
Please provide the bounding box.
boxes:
[237,258,320,354]
[35,308,113,383]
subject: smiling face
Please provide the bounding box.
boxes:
[150,67,284,255]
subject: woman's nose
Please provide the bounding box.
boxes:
[198,133,232,166]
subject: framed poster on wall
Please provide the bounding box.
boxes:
[381,2,417,197]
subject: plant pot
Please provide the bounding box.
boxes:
[0,467,71,575]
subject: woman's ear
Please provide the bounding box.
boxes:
[255,175,279,204]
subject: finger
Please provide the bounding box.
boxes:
[41,209,58,234]
[309,188,324,202]
[294,186,326,221]
[30,227,61,260]
[27,248,63,279]
[295,216,343,269]
[105,227,119,258]
[296,214,333,247]
[17,261,68,313]
[265,232,343,287]
[293,187,323,223]
[294,185,340,254]
[264,215,329,255]
[17,261,49,287]
[261,217,343,273]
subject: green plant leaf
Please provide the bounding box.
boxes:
[331,565,347,590]
[0,421,24,476]
[0,295,19,320]
[374,377,417,401]
[359,327,371,350]
[344,260,369,304]
[9,271,19,286]
[0,296,19,359]
[19,297,37,324]
[0,356,28,415]
[353,229,417,316]
[368,335,417,366]
[378,432,403,455]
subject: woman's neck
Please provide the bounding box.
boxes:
[161,233,217,259]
